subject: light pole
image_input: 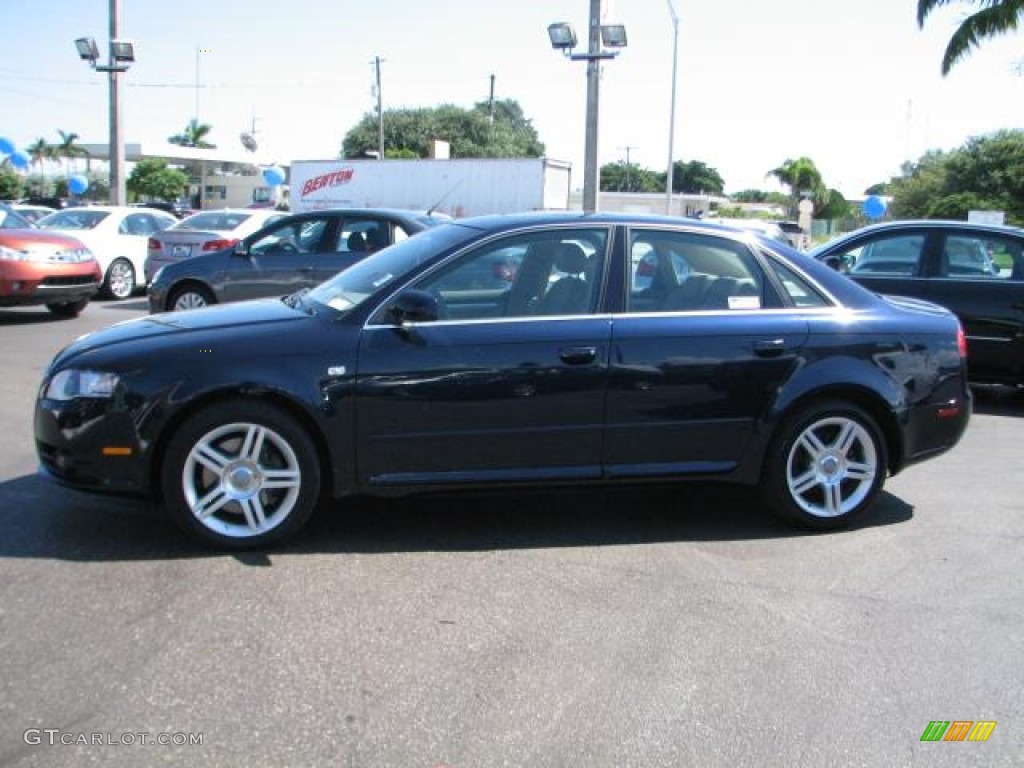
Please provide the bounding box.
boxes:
[547,2,627,213]
[74,0,134,206]
[665,0,679,214]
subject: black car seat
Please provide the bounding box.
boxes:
[538,243,590,315]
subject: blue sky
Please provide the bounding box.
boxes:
[1,0,1022,197]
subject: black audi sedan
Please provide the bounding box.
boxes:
[35,212,971,549]
[146,208,445,313]
[809,219,1024,386]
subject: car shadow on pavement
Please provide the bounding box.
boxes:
[970,384,1024,418]
[100,298,150,311]
[0,472,914,562]
[0,309,81,325]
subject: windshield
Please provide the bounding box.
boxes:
[0,206,32,229]
[37,209,109,230]
[305,222,477,314]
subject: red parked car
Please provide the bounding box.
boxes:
[0,204,101,317]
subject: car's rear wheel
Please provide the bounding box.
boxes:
[169,284,215,311]
[45,298,89,318]
[103,258,136,300]
[160,401,320,549]
[762,400,886,529]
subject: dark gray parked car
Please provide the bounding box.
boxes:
[147,208,447,313]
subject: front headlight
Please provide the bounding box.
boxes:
[44,369,120,401]
[0,244,29,261]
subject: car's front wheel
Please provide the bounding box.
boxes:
[168,284,215,311]
[160,401,320,549]
[103,258,136,300]
[45,298,89,318]
[762,400,887,529]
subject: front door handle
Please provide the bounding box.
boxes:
[559,346,598,365]
[753,338,786,356]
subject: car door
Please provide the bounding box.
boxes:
[354,226,613,486]
[833,227,936,304]
[925,229,1024,382]
[604,227,810,477]
[220,216,332,302]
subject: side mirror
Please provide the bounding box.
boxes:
[388,289,440,324]
[232,242,250,257]
[823,255,843,272]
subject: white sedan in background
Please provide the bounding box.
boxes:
[36,206,178,299]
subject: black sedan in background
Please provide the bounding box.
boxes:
[36,212,971,549]
[810,219,1024,386]
[147,208,445,312]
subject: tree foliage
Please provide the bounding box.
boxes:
[888,130,1024,223]
[600,161,662,192]
[917,0,1024,75]
[341,99,544,159]
[127,158,189,201]
[671,160,725,195]
[0,166,25,199]
[169,119,216,149]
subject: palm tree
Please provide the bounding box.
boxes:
[168,118,216,149]
[767,157,826,215]
[27,137,54,196]
[55,130,88,176]
[917,0,1024,75]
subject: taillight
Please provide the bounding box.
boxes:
[957,325,968,358]
[202,238,239,251]
[636,259,656,277]
[147,237,161,250]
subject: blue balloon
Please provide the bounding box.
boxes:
[262,166,286,186]
[0,136,14,156]
[9,150,29,170]
[862,195,887,219]
[69,174,89,195]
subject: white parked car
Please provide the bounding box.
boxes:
[35,206,178,299]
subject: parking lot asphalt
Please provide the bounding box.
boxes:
[1,300,1021,767]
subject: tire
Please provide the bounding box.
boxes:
[168,283,215,312]
[103,258,136,300]
[160,401,320,549]
[46,298,89,318]
[761,399,887,530]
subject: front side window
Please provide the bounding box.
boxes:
[250,218,327,255]
[844,234,925,276]
[626,229,762,313]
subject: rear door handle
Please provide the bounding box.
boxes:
[559,346,598,365]
[753,338,786,356]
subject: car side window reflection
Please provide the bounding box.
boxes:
[841,235,925,276]
[627,230,763,313]
[249,219,327,255]
[941,235,1021,280]
[414,228,609,321]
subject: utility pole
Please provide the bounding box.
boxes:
[619,145,638,191]
[108,0,125,205]
[665,0,679,214]
[375,56,384,159]
[488,74,496,124]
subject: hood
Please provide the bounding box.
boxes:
[53,298,310,366]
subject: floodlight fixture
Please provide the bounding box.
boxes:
[75,37,100,62]
[110,39,135,64]
[547,23,577,50]
[600,24,628,48]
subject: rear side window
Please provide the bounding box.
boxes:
[764,257,831,308]
[626,230,762,313]
[941,235,1022,280]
